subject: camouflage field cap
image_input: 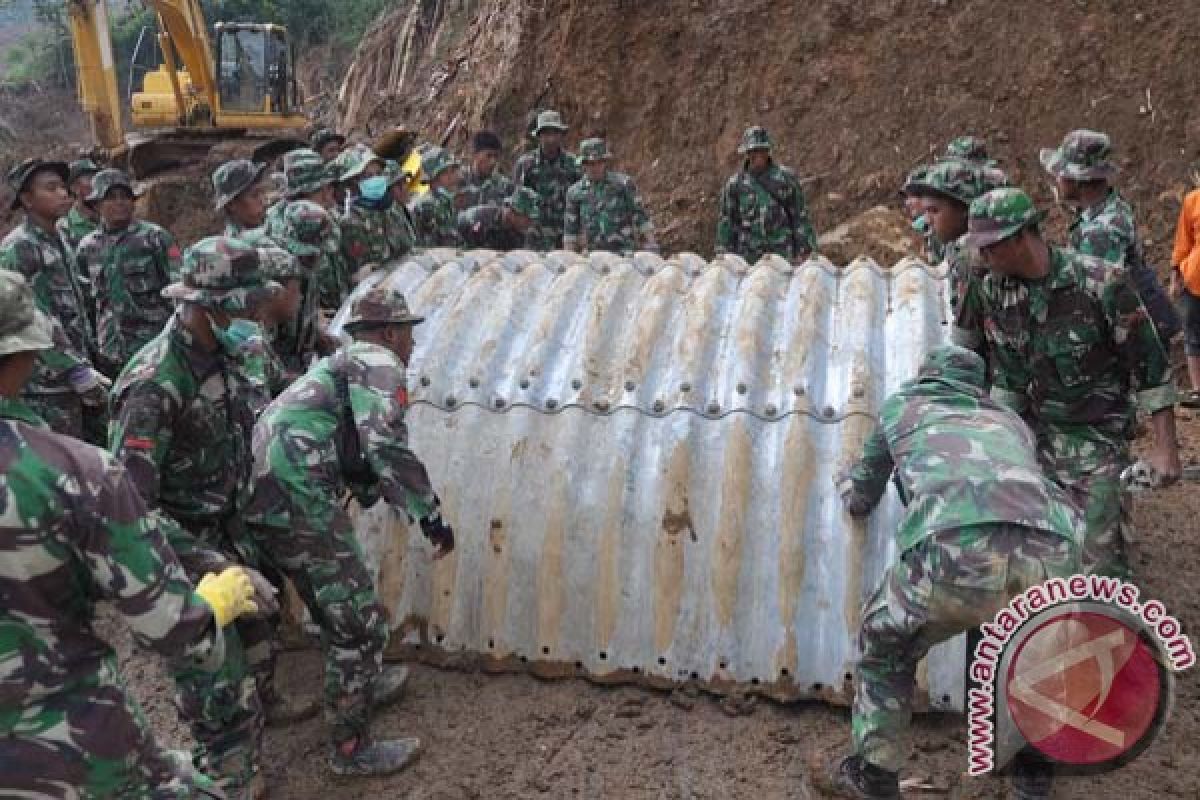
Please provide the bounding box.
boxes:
[506,186,541,221]
[284,148,335,198]
[7,157,68,210]
[162,235,283,312]
[907,159,993,207]
[1039,129,1117,181]
[311,128,346,152]
[533,109,569,135]
[212,159,268,210]
[944,135,995,166]
[0,271,55,355]
[579,138,612,163]
[737,126,773,154]
[963,187,1047,250]
[420,146,460,181]
[915,344,986,391]
[279,199,334,258]
[67,158,101,185]
[86,168,141,203]
[344,285,425,329]
[339,147,386,183]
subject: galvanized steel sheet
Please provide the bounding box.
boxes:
[333,249,965,711]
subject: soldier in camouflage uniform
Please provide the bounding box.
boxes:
[825,345,1081,800]
[901,166,943,264]
[339,148,398,276]
[943,134,996,167]
[244,285,454,777]
[312,128,347,163]
[458,186,540,250]
[564,138,658,254]
[956,188,1181,578]
[458,130,514,208]
[513,110,582,250]
[77,169,182,376]
[266,149,349,310]
[385,159,419,259]
[1040,129,1180,344]
[716,126,817,264]
[0,158,108,440]
[270,201,340,377]
[0,269,263,799]
[409,147,464,248]
[57,158,102,251]
[109,236,286,799]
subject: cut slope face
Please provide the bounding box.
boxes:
[338,0,1199,260]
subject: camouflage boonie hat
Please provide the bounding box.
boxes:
[279,200,334,258]
[0,271,55,355]
[162,235,283,312]
[212,159,268,210]
[344,285,425,329]
[907,159,993,207]
[901,165,930,196]
[255,245,304,281]
[284,148,335,198]
[420,146,460,181]
[311,128,346,152]
[7,158,68,210]
[505,186,541,221]
[67,158,101,185]
[1039,129,1117,181]
[86,168,141,203]
[533,109,569,135]
[737,126,772,154]
[339,147,385,183]
[944,135,995,166]
[916,344,986,391]
[963,188,1047,250]
[579,138,612,163]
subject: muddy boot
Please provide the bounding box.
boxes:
[820,754,900,799]
[328,736,422,778]
[262,688,320,727]
[1010,751,1054,800]
[369,665,410,710]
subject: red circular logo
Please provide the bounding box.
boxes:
[1005,610,1166,766]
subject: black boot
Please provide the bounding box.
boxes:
[328,736,422,778]
[1010,750,1054,800]
[824,754,900,799]
[369,665,410,710]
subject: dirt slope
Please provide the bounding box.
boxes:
[339,0,1200,261]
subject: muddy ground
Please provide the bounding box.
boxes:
[101,410,1200,800]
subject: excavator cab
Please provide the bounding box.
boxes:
[214,23,298,117]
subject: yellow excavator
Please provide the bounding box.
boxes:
[66,0,310,177]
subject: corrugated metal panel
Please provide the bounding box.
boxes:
[331,250,966,711]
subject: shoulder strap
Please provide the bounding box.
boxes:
[747,168,798,251]
[334,366,376,483]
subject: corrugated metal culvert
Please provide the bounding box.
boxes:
[331,249,965,711]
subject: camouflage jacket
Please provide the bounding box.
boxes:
[266,199,349,310]
[0,396,223,712]
[76,220,182,369]
[0,219,94,396]
[409,187,464,248]
[716,162,817,263]
[564,171,656,253]
[457,204,524,251]
[341,200,394,271]
[244,341,437,529]
[513,147,582,250]
[109,314,262,574]
[57,205,100,253]
[947,237,988,351]
[1069,189,1178,343]
[386,203,418,259]
[458,165,514,208]
[837,362,1081,553]
[967,246,1175,439]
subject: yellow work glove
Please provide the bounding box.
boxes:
[195,567,259,627]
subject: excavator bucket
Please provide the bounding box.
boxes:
[331,249,964,709]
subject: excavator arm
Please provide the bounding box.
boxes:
[65,0,126,155]
[146,0,220,124]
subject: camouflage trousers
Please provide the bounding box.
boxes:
[250,504,390,747]
[168,520,270,799]
[1037,426,1131,578]
[0,655,224,799]
[852,524,1077,773]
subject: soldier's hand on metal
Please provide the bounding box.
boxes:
[241,566,281,615]
[195,567,259,627]
[419,510,455,559]
[791,250,812,266]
